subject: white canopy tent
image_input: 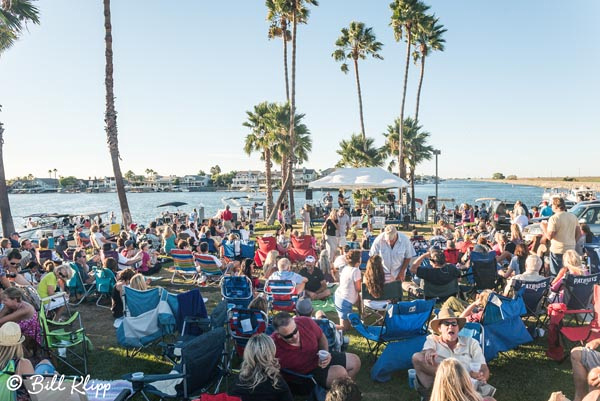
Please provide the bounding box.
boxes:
[308,167,408,190]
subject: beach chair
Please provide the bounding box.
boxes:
[444,248,460,265]
[220,275,253,309]
[254,236,277,268]
[195,254,228,286]
[560,273,600,325]
[287,235,317,263]
[462,251,499,297]
[109,223,121,237]
[361,281,403,323]
[170,249,198,284]
[560,285,600,347]
[37,249,54,265]
[116,286,176,357]
[121,327,229,400]
[94,266,116,309]
[222,240,240,260]
[584,244,600,274]
[510,277,552,329]
[349,298,436,357]
[39,302,91,375]
[264,279,298,313]
[228,307,268,357]
[101,249,120,264]
[66,262,96,305]
[313,318,346,352]
[240,240,255,260]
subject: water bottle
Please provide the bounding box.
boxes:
[408,369,416,389]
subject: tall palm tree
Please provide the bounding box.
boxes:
[270,103,312,178]
[243,102,276,217]
[53,168,57,179]
[332,21,383,147]
[336,134,385,168]
[413,15,446,122]
[0,0,40,236]
[103,0,131,227]
[267,0,318,224]
[389,0,429,180]
[48,169,52,178]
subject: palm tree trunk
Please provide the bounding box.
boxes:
[265,150,274,219]
[415,55,426,123]
[281,155,288,202]
[410,166,416,218]
[269,1,297,225]
[282,18,290,102]
[104,0,132,228]
[353,57,366,149]
[0,122,16,236]
[398,28,412,181]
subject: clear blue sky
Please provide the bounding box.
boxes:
[1,0,598,179]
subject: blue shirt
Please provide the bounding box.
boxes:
[540,205,553,217]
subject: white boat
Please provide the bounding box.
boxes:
[542,187,569,201]
[566,186,598,203]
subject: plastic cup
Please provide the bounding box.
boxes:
[318,350,330,361]
[408,369,416,389]
[469,362,481,373]
[132,372,144,380]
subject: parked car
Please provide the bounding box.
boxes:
[489,201,529,232]
[570,202,600,236]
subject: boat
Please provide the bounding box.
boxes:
[18,213,75,241]
[566,186,598,203]
[541,187,569,201]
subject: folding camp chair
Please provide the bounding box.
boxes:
[313,318,346,352]
[462,251,499,297]
[67,262,96,305]
[170,249,198,284]
[281,368,327,401]
[101,249,120,264]
[264,279,298,313]
[459,322,486,356]
[94,266,116,309]
[510,277,552,329]
[359,250,370,271]
[228,307,268,357]
[176,288,209,338]
[561,273,600,324]
[444,248,460,265]
[287,235,317,263]
[195,254,228,286]
[37,249,54,265]
[422,275,460,303]
[584,244,600,274]
[349,298,436,357]
[361,281,403,324]
[39,302,90,375]
[240,240,255,260]
[116,286,176,357]
[560,285,600,346]
[222,240,240,260]
[221,276,253,309]
[121,327,229,400]
[254,236,277,268]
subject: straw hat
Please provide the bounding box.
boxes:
[0,322,25,346]
[429,308,466,335]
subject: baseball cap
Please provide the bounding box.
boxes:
[305,255,316,263]
[295,297,314,316]
[125,240,135,247]
[130,223,137,230]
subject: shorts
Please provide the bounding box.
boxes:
[311,351,347,388]
[581,347,600,371]
[34,362,56,375]
[334,297,354,320]
[337,237,347,247]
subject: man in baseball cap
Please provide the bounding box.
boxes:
[299,255,331,300]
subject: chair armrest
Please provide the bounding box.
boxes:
[564,309,593,315]
[47,312,81,326]
[122,372,186,383]
[40,292,67,303]
[281,368,316,382]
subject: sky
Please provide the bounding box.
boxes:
[1,0,599,180]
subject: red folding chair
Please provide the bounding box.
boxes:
[287,235,317,263]
[560,285,600,345]
[254,236,277,268]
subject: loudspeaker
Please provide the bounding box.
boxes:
[305,188,313,200]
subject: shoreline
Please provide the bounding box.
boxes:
[475,178,600,191]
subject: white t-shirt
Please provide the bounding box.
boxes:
[269,270,305,286]
[335,265,362,304]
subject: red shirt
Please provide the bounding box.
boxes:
[272,317,323,374]
[222,209,232,221]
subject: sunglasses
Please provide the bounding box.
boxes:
[8,262,19,266]
[441,321,458,327]
[58,272,66,279]
[280,327,298,340]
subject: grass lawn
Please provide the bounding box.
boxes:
[72,223,576,401]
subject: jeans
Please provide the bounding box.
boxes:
[550,252,564,277]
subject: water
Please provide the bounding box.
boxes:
[3,180,543,234]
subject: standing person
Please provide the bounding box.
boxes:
[301,205,311,235]
[369,225,416,282]
[338,190,346,210]
[222,205,233,232]
[540,197,581,276]
[324,192,334,215]
[251,203,259,223]
[230,334,293,401]
[540,200,553,217]
[282,204,293,232]
[334,250,362,331]
[322,210,340,266]
[386,192,396,217]
[336,208,351,254]
[190,208,198,226]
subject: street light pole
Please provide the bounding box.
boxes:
[434,150,440,223]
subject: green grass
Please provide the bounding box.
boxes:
[73,223,576,401]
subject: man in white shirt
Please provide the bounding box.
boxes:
[269,258,307,294]
[369,225,416,282]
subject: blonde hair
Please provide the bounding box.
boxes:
[238,334,283,391]
[475,289,493,309]
[129,273,148,291]
[510,224,523,242]
[264,250,279,268]
[277,258,291,271]
[55,264,73,280]
[563,249,585,276]
[163,226,174,240]
[0,343,24,369]
[318,249,331,275]
[430,358,482,401]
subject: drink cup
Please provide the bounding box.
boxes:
[469,362,481,373]
[132,372,144,380]
[318,350,330,362]
[408,369,416,389]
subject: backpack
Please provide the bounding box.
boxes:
[19,285,42,311]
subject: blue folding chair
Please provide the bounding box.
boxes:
[313,318,345,352]
[561,273,600,325]
[359,250,370,271]
[584,245,600,274]
[349,299,435,356]
[511,277,551,329]
[220,275,254,309]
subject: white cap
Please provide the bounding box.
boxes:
[333,255,346,269]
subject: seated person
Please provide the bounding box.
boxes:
[277,228,290,255]
[36,238,62,264]
[230,333,293,401]
[262,250,280,281]
[271,312,361,389]
[295,297,314,317]
[102,242,141,271]
[429,228,448,250]
[111,267,137,319]
[412,308,493,399]
[459,289,494,323]
[240,258,260,292]
[430,358,496,401]
[550,249,587,302]
[268,258,307,294]
[299,255,331,300]
[3,249,30,287]
[571,340,600,401]
[74,224,91,248]
[503,255,546,296]
[37,263,73,319]
[498,243,529,280]
[362,255,388,310]
[0,287,42,345]
[409,249,462,301]
[194,242,225,272]
[325,377,362,401]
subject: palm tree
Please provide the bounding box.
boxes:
[413,15,446,122]
[243,102,276,217]
[53,168,57,179]
[0,0,40,236]
[332,21,383,146]
[48,169,52,178]
[267,0,318,224]
[389,0,429,180]
[336,134,385,168]
[383,117,433,217]
[103,0,131,227]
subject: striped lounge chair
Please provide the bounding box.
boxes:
[195,254,228,286]
[170,249,198,284]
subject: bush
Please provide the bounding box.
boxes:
[492,172,505,180]
[253,223,281,232]
[563,177,577,182]
[506,175,517,180]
